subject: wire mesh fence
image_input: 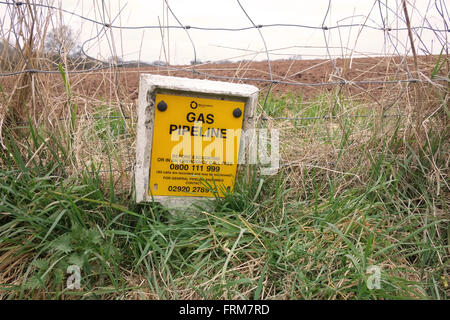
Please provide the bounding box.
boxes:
[0,0,448,179]
[0,0,448,78]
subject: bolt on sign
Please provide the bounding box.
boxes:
[135,75,258,208]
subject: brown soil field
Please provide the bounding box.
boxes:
[1,54,445,121]
[90,55,442,100]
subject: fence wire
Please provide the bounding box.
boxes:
[0,0,448,84]
[0,0,448,178]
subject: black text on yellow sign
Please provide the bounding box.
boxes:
[149,93,245,197]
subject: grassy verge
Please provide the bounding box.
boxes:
[0,88,448,299]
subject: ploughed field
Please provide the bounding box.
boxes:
[21,55,438,104]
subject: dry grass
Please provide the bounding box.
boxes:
[0,0,448,300]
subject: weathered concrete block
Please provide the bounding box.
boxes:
[135,74,259,208]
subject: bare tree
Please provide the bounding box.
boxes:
[45,25,77,57]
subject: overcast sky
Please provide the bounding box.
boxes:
[1,0,448,65]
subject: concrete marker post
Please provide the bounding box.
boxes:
[135,74,259,208]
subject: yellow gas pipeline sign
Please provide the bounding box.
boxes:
[149,93,245,197]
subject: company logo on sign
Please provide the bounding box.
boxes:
[190,100,213,109]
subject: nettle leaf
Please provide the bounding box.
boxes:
[32,259,49,271]
[70,227,102,248]
[24,275,47,290]
[68,253,85,267]
[51,234,73,254]
[86,228,102,245]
